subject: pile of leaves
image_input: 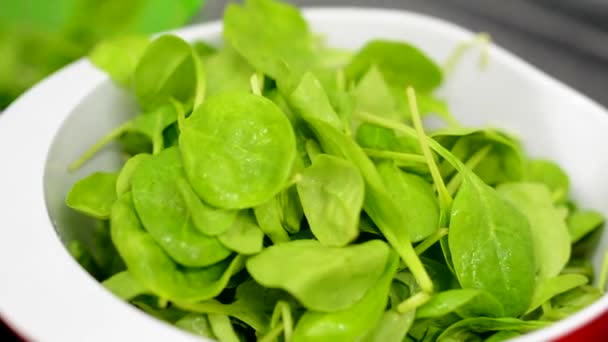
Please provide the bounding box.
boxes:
[65,0,608,341]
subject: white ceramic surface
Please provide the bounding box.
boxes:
[0,8,607,342]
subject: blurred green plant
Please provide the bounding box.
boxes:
[0,0,206,109]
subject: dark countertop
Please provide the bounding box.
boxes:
[195,0,608,108]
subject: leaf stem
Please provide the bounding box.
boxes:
[415,228,449,255]
[397,291,431,313]
[68,121,131,171]
[406,87,453,210]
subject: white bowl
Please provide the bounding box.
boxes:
[0,7,606,342]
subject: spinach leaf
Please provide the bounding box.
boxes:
[432,127,524,186]
[351,65,402,121]
[218,211,264,255]
[567,209,604,243]
[455,291,505,318]
[102,270,149,301]
[548,285,602,319]
[497,182,571,279]
[292,252,399,342]
[416,289,480,319]
[289,73,433,293]
[208,314,240,342]
[297,154,365,247]
[174,314,216,339]
[223,0,315,91]
[66,172,118,219]
[176,178,238,237]
[449,175,536,317]
[246,239,390,312]
[131,148,232,267]
[179,91,296,209]
[437,317,549,341]
[345,40,442,92]
[134,35,205,110]
[377,162,439,242]
[110,193,244,302]
[89,36,149,88]
[524,159,570,204]
[254,197,291,244]
[525,274,588,315]
[362,308,415,342]
[116,154,151,196]
[205,44,255,96]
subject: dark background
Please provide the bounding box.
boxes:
[196,0,608,107]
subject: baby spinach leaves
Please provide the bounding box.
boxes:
[66,172,118,219]
[111,193,244,302]
[346,40,442,92]
[449,175,536,317]
[224,0,315,91]
[292,252,399,342]
[247,239,390,312]
[179,91,296,209]
[131,148,232,267]
[65,0,607,340]
[497,182,571,279]
[296,154,365,246]
[134,35,205,111]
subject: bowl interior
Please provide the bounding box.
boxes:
[41,8,608,341]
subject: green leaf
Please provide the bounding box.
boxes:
[174,314,216,339]
[345,40,442,92]
[524,159,570,204]
[437,318,548,341]
[361,308,415,342]
[497,182,571,279]
[567,210,605,243]
[351,65,401,121]
[116,154,151,196]
[289,73,433,293]
[205,44,255,96]
[208,314,240,342]
[110,193,244,302]
[89,36,150,88]
[223,0,316,91]
[292,252,399,342]
[432,127,524,186]
[254,197,291,244]
[218,211,264,255]
[247,239,390,312]
[416,289,480,319]
[297,154,365,247]
[66,172,118,219]
[134,35,204,110]
[377,162,439,242]
[102,271,149,300]
[526,274,588,315]
[176,178,238,237]
[179,91,296,209]
[131,148,232,267]
[289,72,344,131]
[449,174,536,317]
